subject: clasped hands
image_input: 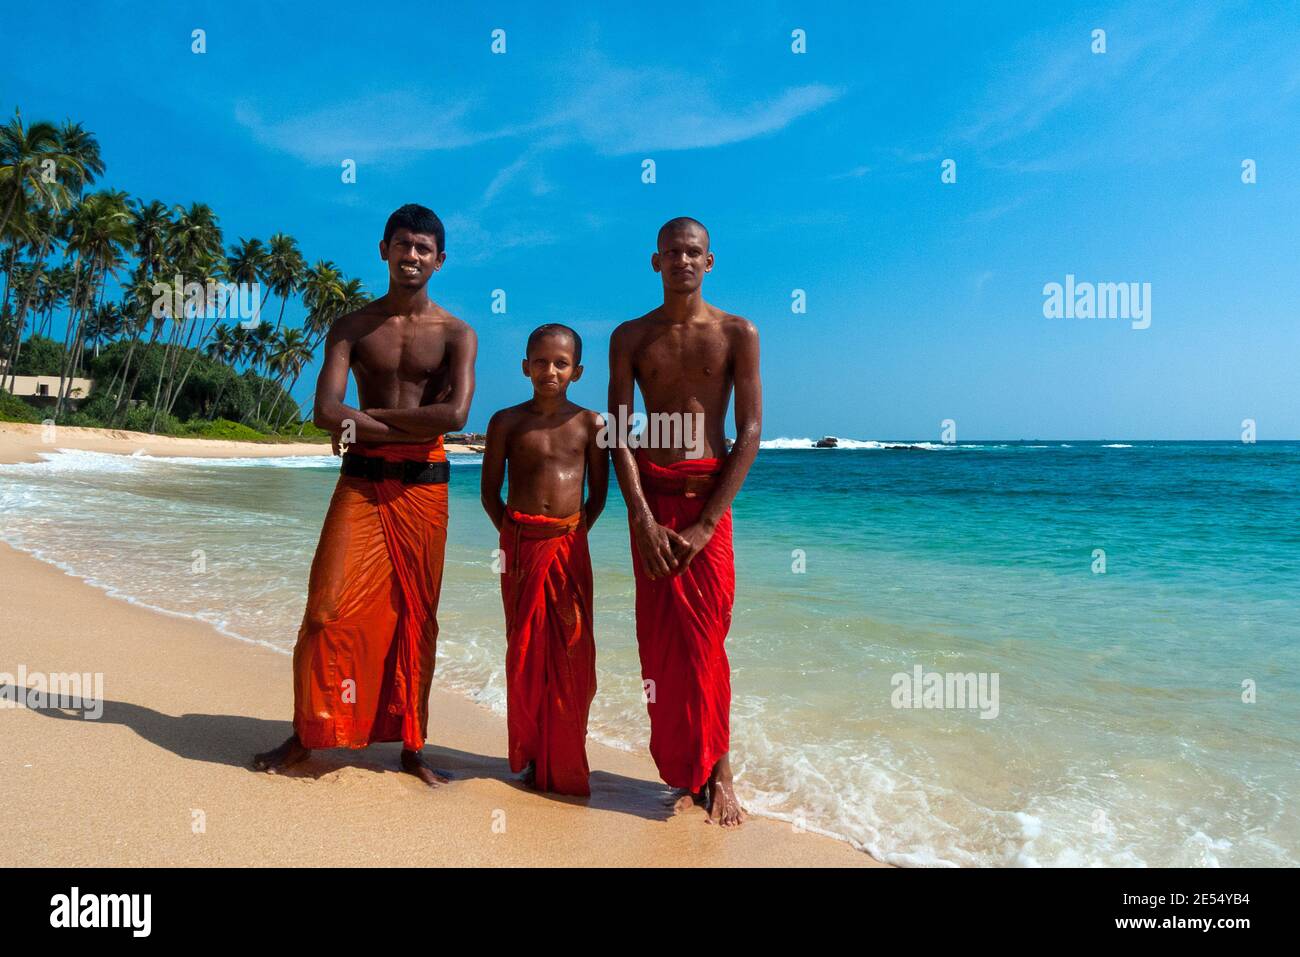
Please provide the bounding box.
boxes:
[633,517,715,579]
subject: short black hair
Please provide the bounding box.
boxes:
[526,323,582,365]
[383,204,445,253]
[657,216,709,251]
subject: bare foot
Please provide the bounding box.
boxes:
[667,787,708,814]
[705,754,746,828]
[518,761,537,789]
[253,734,310,773]
[400,749,450,787]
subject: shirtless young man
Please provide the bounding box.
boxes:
[253,203,477,787]
[607,217,762,827]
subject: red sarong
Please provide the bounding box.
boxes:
[292,438,448,752]
[499,508,597,796]
[631,450,735,792]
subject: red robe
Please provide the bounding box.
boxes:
[631,450,735,792]
[499,508,597,796]
[292,438,448,752]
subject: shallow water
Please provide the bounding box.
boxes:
[2,440,1296,866]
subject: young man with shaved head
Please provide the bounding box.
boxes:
[608,217,762,827]
[254,203,477,787]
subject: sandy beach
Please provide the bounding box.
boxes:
[0,422,482,465]
[0,425,878,867]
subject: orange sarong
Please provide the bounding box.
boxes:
[631,450,735,792]
[499,508,597,796]
[292,438,448,752]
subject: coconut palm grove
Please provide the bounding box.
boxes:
[0,107,367,439]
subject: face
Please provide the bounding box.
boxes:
[652,224,713,293]
[379,228,445,288]
[522,334,582,397]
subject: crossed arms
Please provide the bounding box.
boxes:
[312,321,478,446]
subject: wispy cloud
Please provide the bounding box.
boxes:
[539,54,841,154]
[440,213,558,266]
[480,138,556,204]
[234,93,526,165]
[236,54,842,166]
[966,193,1036,224]
[948,2,1277,171]
[235,50,844,260]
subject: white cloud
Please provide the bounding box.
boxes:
[234,92,526,164]
[236,55,841,165]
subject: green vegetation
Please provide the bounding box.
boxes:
[181,418,268,441]
[0,388,42,422]
[1,107,367,442]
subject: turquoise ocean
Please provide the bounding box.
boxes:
[2,439,1296,866]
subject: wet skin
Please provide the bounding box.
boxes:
[253,226,476,787]
[480,333,609,533]
[607,222,762,827]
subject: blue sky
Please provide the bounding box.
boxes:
[6,0,1299,438]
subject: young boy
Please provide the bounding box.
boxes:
[481,323,608,796]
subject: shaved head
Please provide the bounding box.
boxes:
[657,217,710,251]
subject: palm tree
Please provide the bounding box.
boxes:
[85,300,123,359]
[244,232,305,423]
[237,320,274,425]
[300,259,344,346]
[1,181,72,393]
[226,237,269,324]
[100,278,152,411]
[53,120,105,201]
[229,323,252,370]
[130,199,171,276]
[266,328,315,430]
[205,323,236,364]
[161,246,229,423]
[204,323,239,418]
[0,110,65,241]
[55,190,133,416]
[149,202,222,430]
[36,262,73,338]
[264,233,305,335]
[0,115,99,374]
[107,201,173,424]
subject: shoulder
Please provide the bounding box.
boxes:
[323,302,381,345]
[610,311,657,349]
[488,403,528,430]
[576,406,607,434]
[714,307,757,342]
[431,307,476,345]
[569,406,607,450]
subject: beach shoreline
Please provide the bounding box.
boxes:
[0,421,482,466]
[0,430,880,868]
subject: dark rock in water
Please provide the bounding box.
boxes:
[814,436,838,448]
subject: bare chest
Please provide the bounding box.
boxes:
[634,328,731,391]
[352,321,447,380]
[508,419,588,467]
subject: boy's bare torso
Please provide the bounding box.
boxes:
[498,402,596,517]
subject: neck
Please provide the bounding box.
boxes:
[660,287,706,322]
[528,392,567,414]
[382,282,432,314]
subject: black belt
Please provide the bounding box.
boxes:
[340,452,449,485]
